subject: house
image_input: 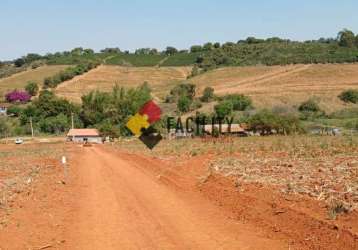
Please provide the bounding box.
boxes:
[204,124,248,136]
[67,129,102,144]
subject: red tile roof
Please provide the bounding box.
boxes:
[67,129,100,137]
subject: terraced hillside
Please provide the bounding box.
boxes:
[55,65,192,102]
[189,64,358,112]
[5,63,357,112]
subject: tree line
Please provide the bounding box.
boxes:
[4,29,358,70]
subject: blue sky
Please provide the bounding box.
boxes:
[0,0,357,60]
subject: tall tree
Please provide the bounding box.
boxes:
[338,29,355,47]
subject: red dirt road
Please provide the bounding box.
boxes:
[64,146,287,249]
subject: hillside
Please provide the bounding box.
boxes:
[189,64,358,112]
[0,65,68,100]
[55,65,192,102]
[51,63,358,112]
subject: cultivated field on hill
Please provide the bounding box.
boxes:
[189,63,358,112]
[0,65,68,100]
[53,63,358,112]
[55,65,192,102]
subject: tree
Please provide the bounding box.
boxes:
[203,43,213,51]
[23,53,42,63]
[213,42,221,49]
[71,47,84,56]
[165,46,178,55]
[224,94,252,111]
[177,95,191,113]
[214,100,233,118]
[81,83,151,135]
[200,87,215,102]
[5,90,31,103]
[83,48,94,55]
[39,113,70,134]
[190,45,202,53]
[338,29,355,47]
[0,118,10,138]
[166,83,196,103]
[338,89,358,103]
[14,58,25,67]
[298,99,321,112]
[248,109,302,135]
[25,81,39,96]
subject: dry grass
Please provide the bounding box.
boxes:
[55,65,192,102]
[0,142,65,215]
[115,135,358,211]
[0,65,68,100]
[189,64,358,112]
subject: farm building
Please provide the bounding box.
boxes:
[67,129,103,144]
[204,124,248,136]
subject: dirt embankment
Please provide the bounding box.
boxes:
[114,146,358,250]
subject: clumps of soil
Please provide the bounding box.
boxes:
[209,147,358,214]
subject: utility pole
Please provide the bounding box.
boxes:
[71,112,74,129]
[30,117,34,138]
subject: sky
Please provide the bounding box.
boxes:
[0,0,357,60]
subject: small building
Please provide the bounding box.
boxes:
[67,129,102,144]
[204,124,248,136]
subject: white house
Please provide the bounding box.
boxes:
[67,129,102,144]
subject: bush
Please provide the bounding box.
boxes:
[248,109,302,135]
[39,114,70,134]
[5,90,31,103]
[25,81,39,96]
[338,89,358,103]
[0,117,10,138]
[214,100,233,118]
[14,58,25,67]
[298,99,321,112]
[177,95,192,113]
[200,87,215,102]
[7,105,23,117]
[166,83,196,103]
[224,94,252,111]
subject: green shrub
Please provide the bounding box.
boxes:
[224,94,252,111]
[338,89,358,103]
[248,109,303,135]
[25,81,39,96]
[298,99,321,112]
[177,95,192,113]
[200,87,215,102]
[214,100,233,118]
[166,83,196,103]
[7,105,23,117]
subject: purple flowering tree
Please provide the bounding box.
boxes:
[5,90,31,103]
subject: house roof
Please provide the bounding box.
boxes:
[204,124,245,133]
[67,129,100,137]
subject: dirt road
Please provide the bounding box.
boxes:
[64,146,286,249]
